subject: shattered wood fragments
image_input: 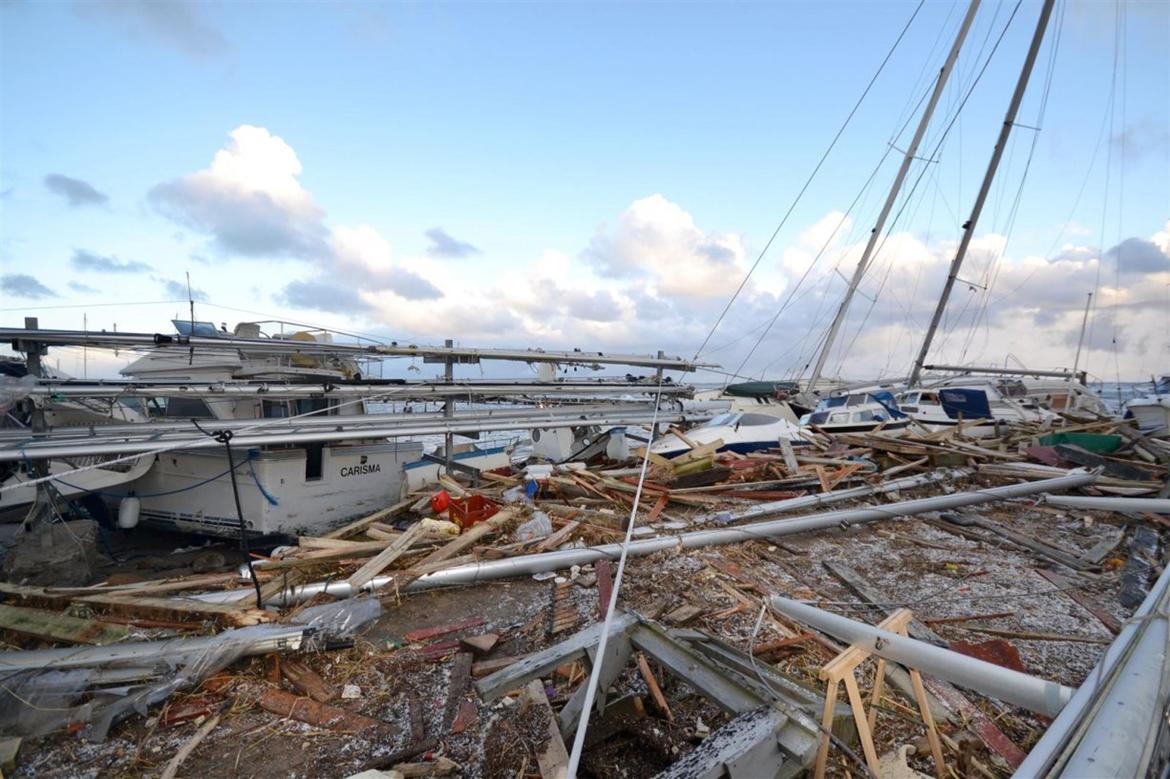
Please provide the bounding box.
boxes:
[3,412,1167,777]
[257,688,384,732]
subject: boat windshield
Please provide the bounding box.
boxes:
[1156,376,1170,394]
[703,412,742,428]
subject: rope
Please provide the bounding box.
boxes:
[565,377,665,777]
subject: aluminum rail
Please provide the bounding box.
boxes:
[1013,562,1170,777]
[0,407,707,462]
[207,469,1096,606]
[0,327,710,371]
[0,401,694,442]
[924,364,1087,383]
[20,380,694,400]
[768,595,1074,716]
[0,624,308,673]
[705,469,964,524]
[1040,494,1170,514]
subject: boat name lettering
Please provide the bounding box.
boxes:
[340,463,381,477]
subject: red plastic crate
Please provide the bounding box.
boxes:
[448,495,500,531]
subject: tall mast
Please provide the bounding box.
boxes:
[908,0,1056,386]
[806,0,983,394]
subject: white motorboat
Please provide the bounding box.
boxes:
[650,410,807,458]
[800,391,911,435]
[897,379,1058,437]
[1125,376,1170,437]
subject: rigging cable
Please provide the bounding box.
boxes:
[691,0,927,363]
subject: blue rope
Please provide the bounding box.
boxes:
[247,453,279,506]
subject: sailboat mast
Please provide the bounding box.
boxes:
[806,0,983,394]
[908,0,1056,387]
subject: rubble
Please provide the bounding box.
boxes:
[0,417,1167,777]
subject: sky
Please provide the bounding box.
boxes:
[1,0,1167,384]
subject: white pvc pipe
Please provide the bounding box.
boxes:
[1041,494,1170,514]
[768,595,1074,717]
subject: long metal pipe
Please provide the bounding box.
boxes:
[207,469,1096,606]
[0,625,307,673]
[0,327,708,370]
[709,469,967,524]
[1012,562,1170,777]
[0,408,706,463]
[21,381,695,400]
[1040,494,1170,514]
[768,595,1074,716]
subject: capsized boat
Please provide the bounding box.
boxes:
[650,410,807,458]
[1125,376,1170,437]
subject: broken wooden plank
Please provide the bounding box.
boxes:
[442,652,474,732]
[280,658,336,703]
[404,616,486,644]
[0,603,132,646]
[521,679,569,779]
[635,652,673,722]
[258,688,381,731]
[323,497,416,539]
[346,522,427,591]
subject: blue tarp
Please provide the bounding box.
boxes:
[938,388,993,420]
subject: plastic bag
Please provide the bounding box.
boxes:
[514,511,552,542]
[290,597,382,639]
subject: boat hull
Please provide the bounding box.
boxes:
[124,440,422,538]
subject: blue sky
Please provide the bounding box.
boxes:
[1,0,1167,381]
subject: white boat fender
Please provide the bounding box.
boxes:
[117,495,141,529]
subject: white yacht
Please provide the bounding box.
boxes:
[800,391,911,435]
[1125,376,1170,437]
[107,320,423,537]
[650,410,807,458]
[897,379,1058,437]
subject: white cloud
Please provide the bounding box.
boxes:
[584,194,747,298]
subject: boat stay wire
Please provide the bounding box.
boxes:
[690,0,927,364]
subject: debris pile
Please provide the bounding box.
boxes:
[0,417,1167,777]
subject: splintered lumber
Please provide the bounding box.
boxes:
[258,688,381,731]
[635,652,673,721]
[281,658,336,702]
[521,679,570,779]
[667,425,698,450]
[323,497,416,539]
[438,475,469,498]
[534,520,579,552]
[383,510,516,592]
[159,712,221,779]
[346,522,427,591]
[0,603,133,645]
[405,616,486,644]
[75,593,270,627]
[442,652,474,731]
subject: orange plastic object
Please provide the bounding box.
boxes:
[448,495,500,531]
[430,490,451,514]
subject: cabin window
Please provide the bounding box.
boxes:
[902,393,919,404]
[828,412,850,424]
[263,400,290,418]
[853,410,877,423]
[737,413,776,426]
[304,443,324,481]
[163,397,214,419]
[296,398,336,417]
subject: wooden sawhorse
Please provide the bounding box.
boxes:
[814,608,945,779]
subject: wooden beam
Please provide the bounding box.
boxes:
[346,522,427,591]
[0,603,132,645]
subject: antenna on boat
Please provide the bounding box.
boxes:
[186,271,196,366]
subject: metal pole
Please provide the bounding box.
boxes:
[767,595,1073,716]
[807,0,982,393]
[1013,563,1170,777]
[1070,292,1092,386]
[909,0,1057,386]
[231,469,1096,605]
[1040,494,1170,514]
[443,338,454,474]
